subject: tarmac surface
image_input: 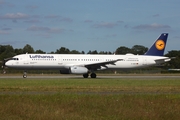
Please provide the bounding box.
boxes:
[1,74,180,79]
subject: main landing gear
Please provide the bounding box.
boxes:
[83,73,97,78]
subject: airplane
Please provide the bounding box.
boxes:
[3,33,171,78]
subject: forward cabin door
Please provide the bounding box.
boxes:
[24,54,29,65]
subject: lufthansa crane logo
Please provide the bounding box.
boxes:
[155,40,165,50]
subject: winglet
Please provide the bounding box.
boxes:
[144,33,168,56]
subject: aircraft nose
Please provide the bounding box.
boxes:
[5,61,12,67]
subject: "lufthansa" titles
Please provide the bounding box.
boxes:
[29,55,54,59]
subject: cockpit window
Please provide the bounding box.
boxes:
[11,58,19,60]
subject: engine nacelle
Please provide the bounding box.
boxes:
[60,66,88,74]
[70,66,88,74]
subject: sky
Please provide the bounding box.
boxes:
[0,0,180,53]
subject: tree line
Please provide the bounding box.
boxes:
[0,44,180,69]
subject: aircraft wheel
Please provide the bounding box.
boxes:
[23,74,27,78]
[83,73,89,78]
[91,73,96,78]
[23,71,27,78]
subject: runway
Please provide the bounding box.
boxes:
[1,74,180,79]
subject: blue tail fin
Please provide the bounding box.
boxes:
[144,33,168,56]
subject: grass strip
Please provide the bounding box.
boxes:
[0,78,180,120]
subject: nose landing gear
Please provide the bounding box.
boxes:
[23,71,27,78]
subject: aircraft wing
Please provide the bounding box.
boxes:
[83,59,123,70]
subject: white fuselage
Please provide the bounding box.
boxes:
[5,54,170,70]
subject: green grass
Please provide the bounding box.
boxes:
[0,78,180,120]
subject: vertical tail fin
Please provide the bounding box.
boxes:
[144,33,168,56]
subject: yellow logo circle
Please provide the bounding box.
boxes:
[155,40,165,50]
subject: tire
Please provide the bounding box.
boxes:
[90,73,96,78]
[83,73,89,78]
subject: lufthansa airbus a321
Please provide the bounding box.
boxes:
[4,33,171,78]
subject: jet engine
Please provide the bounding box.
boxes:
[70,66,88,74]
[60,66,88,74]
